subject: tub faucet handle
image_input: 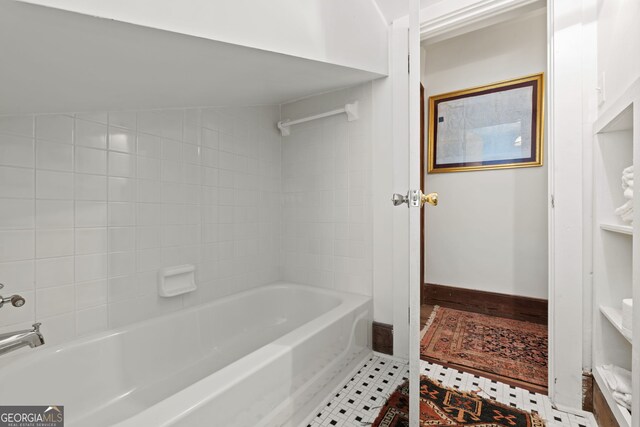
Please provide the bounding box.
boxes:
[0,284,27,309]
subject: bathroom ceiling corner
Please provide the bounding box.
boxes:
[0,0,385,115]
[373,0,439,23]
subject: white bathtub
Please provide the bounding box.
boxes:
[0,282,372,426]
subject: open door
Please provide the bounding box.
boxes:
[388,2,430,423]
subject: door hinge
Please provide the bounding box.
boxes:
[408,55,410,74]
[551,195,555,208]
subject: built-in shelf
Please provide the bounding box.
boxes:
[592,78,638,427]
[600,305,632,344]
[594,79,638,134]
[594,366,632,427]
[600,222,633,235]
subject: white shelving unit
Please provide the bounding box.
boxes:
[600,305,632,343]
[594,366,634,427]
[600,223,634,236]
[592,78,639,427]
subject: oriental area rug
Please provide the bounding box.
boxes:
[372,376,546,427]
[420,306,548,393]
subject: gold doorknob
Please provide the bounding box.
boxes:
[421,192,438,207]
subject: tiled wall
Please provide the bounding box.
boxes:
[0,83,374,350]
[0,105,281,346]
[280,83,373,296]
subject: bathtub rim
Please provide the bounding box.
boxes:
[0,281,365,374]
[113,285,372,427]
[0,282,372,426]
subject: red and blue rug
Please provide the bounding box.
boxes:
[372,376,546,427]
[420,306,548,393]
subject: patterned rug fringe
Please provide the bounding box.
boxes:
[372,376,546,427]
[420,305,440,339]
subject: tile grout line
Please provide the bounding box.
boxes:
[311,356,595,427]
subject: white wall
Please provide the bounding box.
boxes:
[280,84,373,297]
[0,105,282,348]
[596,0,640,113]
[16,0,389,76]
[422,12,548,299]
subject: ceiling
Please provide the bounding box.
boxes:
[373,0,442,23]
[0,0,383,115]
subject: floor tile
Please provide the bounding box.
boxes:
[309,355,597,427]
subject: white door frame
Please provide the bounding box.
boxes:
[409,0,597,411]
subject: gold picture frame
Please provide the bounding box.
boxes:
[427,73,544,173]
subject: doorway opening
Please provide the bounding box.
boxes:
[418,10,549,396]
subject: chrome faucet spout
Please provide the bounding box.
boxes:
[0,323,45,356]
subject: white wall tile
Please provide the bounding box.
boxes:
[0,116,34,137]
[75,228,107,255]
[36,200,74,228]
[108,252,135,277]
[137,248,162,272]
[75,174,107,201]
[0,199,34,229]
[75,119,107,149]
[0,260,34,292]
[108,203,135,227]
[0,105,283,347]
[36,229,74,258]
[137,203,163,226]
[183,110,200,145]
[202,128,219,149]
[76,305,108,336]
[161,160,183,182]
[36,170,74,200]
[107,274,137,302]
[108,227,135,252]
[75,147,107,175]
[137,226,162,249]
[75,254,107,283]
[36,284,75,317]
[152,110,183,141]
[36,140,73,172]
[75,279,107,309]
[109,128,136,153]
[75,202,107,228]
[0,166,34,199]
[0,134,34,168]
[281,84,372,296]
[136,180,161,203]
[35,256,73,288]
[162,139,183,160]
[108,152,135,177]
[108,111,136,131]
[108,177,136,202]
[0,230,34,262]
[75,112,108,124]
[35,115,73,144]
[137,156,161,180]
[137,133,162,158]
[37,312,75,346]
[183,143,200,165]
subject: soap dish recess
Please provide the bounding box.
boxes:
[158,265,196,297]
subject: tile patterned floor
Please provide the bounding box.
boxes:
[307,354,597,427]
[306,354,410,426]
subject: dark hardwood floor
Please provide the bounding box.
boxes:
[420,304,435,327]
